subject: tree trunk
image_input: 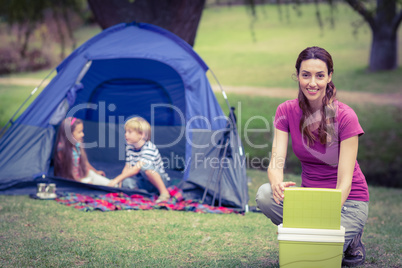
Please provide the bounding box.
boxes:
[369,0,398,71]
[370,26,397,71]
[87,0,206,47]
[345,0,401,71]
[20,24,35,57]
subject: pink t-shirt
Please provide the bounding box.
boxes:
[274,99,369,202]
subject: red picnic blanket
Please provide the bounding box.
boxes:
[55,186,242,214]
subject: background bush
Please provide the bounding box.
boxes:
[0,48,52,74]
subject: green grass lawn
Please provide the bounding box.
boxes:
[0,170,401,267]
[0,85,45,127]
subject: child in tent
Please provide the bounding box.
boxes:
[107,117,171,203]
[54,117,111,186]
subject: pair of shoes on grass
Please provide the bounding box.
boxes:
[342,229,366,267]
[155,193,170,203]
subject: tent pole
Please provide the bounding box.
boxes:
[218,137,231,207]
[209,69,243,157]
[210,69,247,210]
[0,68,56,136]
[212,137,230,207]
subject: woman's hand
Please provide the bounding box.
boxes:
[271,181,296,204]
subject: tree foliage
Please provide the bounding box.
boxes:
[344,0,402,71]
[87,0,206,47]
[1,0,400,72]
[0,0,86,59]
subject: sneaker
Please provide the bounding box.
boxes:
[342,229,366,267]
[155,193,170,203]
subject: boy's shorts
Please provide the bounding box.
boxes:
[121,163,170,193]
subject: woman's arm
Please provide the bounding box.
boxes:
[337,135,359,206]
[268,127,295,204]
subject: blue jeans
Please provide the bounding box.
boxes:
[255,183,369,252]
[121,164,169,194]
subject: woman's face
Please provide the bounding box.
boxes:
[72,123,84,143]
[298,59,332,110]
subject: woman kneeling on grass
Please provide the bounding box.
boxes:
[256,46,369,267]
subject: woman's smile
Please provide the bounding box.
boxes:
[306,88,318,94]
[298,58,332,110]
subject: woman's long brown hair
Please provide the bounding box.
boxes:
[53,117,89,180]
[296,46,337,146]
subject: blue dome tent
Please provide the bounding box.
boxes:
[0,22,248,210]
